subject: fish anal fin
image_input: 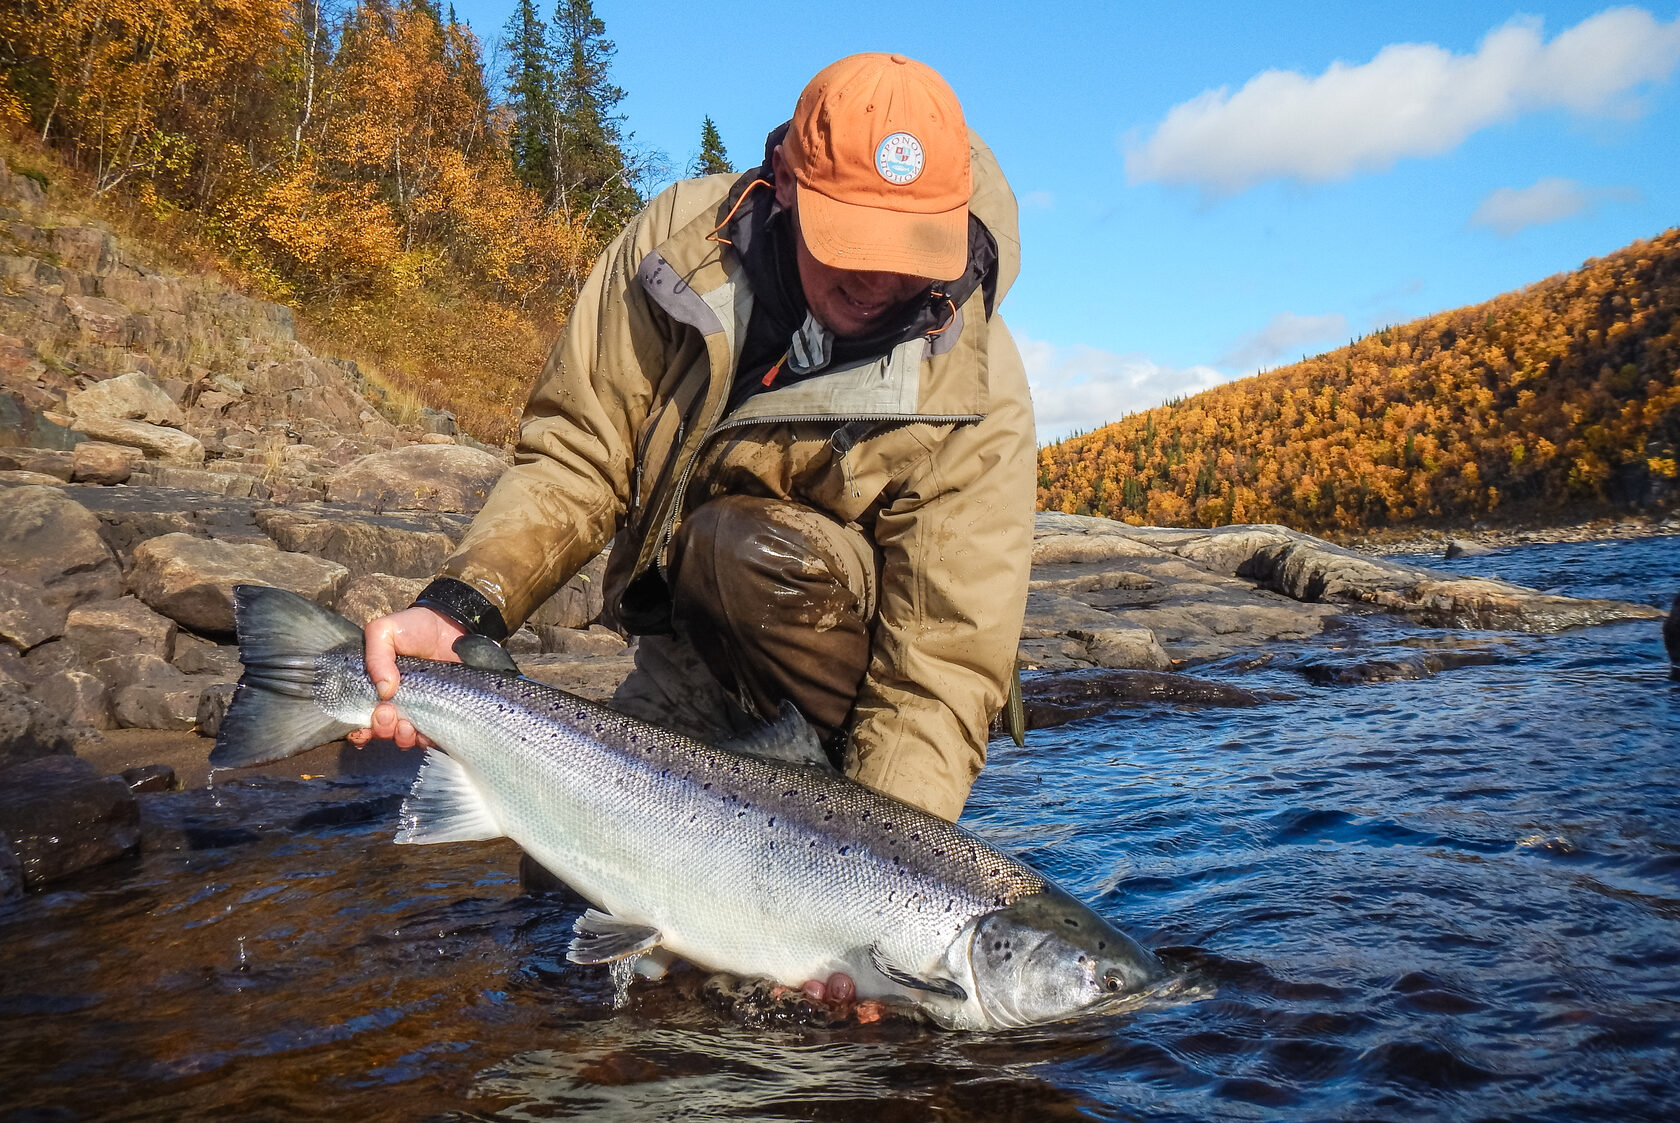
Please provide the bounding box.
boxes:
[568,907,664,965]
[870,944,968,1001]
[394,748,504,845]
[453,634,521,676]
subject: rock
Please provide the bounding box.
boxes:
[507,627,542,655]
[325,444,506,513]
[64,596,178,663]
[70,439,143,484]
[170,633,241,678]
[255,506,467,579]
[1445,538,1493,559]
[0,684,80,767]
[195,681,236,738]
[0,832,19,902]
[0,446,74,479]
[0,755,140,888]
[121,763,178,793]
[70,416,205,464]
[128,532,348,635]
[112,682,203,730]
[66,371,184,426]
[30,669,112,730]
[93,652,190,693]
[0,468,68,486]
[529,550,610,630]
[0,157,46,209]
[335,574,427,626]
[0,485,122,612]
[61,484,267,563]
[1665,593,1679,665]
[0,573,67,651]
[1071,626,1173,671]
[536,623,631,657]
[999,668,1281,732]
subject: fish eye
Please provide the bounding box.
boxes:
[1105,975,1121,993]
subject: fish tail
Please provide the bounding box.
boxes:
[209,585,365,769]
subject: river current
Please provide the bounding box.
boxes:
[3,536,1677,1121]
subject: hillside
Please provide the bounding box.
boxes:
[1038,228,1680,534]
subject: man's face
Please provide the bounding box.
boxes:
[772,146,932,339]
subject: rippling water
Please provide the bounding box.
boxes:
[3,537,1677,1122]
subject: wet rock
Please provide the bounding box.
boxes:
[195,681,236,738]
[68,416,204,465]
[0,755,140,888]
[325,444,507,513]
[129,532,347,635]
[0,832,19,902]
[334,574,426,627]
[66,371,184,427]
[30,669,112,730]
[1445,538,1493,560]
[0,573,67,652]
[255,505,466,578]
[1291,647,1505,685]
[1665,593,1679,666]
[1000,668,1281,732]
[70,440,142,484]
[121,763,178,793]
[0,486,122,613]
[64,596,177,663]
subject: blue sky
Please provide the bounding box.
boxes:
[450,1,1680,442]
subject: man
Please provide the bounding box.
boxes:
[353,53,1035,826]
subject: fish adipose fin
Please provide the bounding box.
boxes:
[870,944,969,1001]
[394,748,504,844]
[452,634,521,676]
[568,908,664,964]
[719,704,834,770]
[210,585,364,768]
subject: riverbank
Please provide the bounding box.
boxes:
[1339,513,1680,557]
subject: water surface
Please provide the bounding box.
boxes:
[3,536,1677,1121]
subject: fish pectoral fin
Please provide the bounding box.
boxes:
[393,748,504,845]
[719,703,834,771]
[869,944,969,1001]
[452,634,521,676]
[567,908,664,965]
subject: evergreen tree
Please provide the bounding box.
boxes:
[502,0,556,198]
[693,115,732,175]
[549,0,637,233]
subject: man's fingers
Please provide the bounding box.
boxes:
[365,618,401,700]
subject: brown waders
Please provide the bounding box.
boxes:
[610,495,878,755]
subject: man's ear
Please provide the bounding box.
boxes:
[771,145,796,210]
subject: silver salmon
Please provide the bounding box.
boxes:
[211,585,1165,1029]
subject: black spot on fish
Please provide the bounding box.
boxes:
[1063,918,1079,929]
[1097,941,1107,950]
[703,782,712,790]
[767,817,775,827]
[839,846,850,855]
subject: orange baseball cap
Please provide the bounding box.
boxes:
[783,53,971,282]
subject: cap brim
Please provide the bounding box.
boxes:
[794,182,968,282]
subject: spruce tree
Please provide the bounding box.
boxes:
[693,115,732,175]
[550,0,637,234]
[503,0,556,198]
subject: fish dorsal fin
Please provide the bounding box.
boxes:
[870,944,969,1001]
[393,748,504,845]
[452,634,521,675]
[568,908,664,965]
[719,704,834,770]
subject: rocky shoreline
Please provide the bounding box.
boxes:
[0,156,1671,901]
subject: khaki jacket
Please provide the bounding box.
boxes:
[439,132,1036,818]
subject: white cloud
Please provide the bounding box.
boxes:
[1126,7,1680,195]
[1470,176,1641,235]
[1217,311,1349,370]
[1019,335,1230,444]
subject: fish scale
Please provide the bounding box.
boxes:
[213,585,1164,1029]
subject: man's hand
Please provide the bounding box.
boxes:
[346,606,468,749]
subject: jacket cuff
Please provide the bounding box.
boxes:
[412,577,510,641]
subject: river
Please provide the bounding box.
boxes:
[3,535,1677,1121]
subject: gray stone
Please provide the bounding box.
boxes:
[0,684,78,767]
[112,682,202,730]
[507,627,543,655]
[0,755,139,888]
[128,532,348,635]
[92,652,189,693]
[65,595,177,663]
[31,669,112,730]
[170,633,240,678]
[535,624,631,657]
[0,485,122,612]
[325,444,507,512]
[70,439,142,484]
[1445,538,1494,559]
[529,551,610,630]
[0,573,67,651]
[66,371,184,426]
[121,763,178,793]
[196,681,236,738]
[256,506,463,578]
[335,574,427,627]
[0,832,19,902]
[69,416,205,464]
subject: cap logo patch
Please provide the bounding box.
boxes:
[875,132,925,185]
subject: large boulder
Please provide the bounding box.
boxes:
[128,532,348,635]
[336,574,427,626]
[64,596,178,663]
[66,371,184,426]
[31,668,112,730]
[70,440,143,484]
[0,755,140,889]
[255,506,466,578]
[528,550,610,630]
[70,416,205,465]
[0,573,67,652]
[325,445,506,513]
[0,684,79,768]
[0,485,122,613]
